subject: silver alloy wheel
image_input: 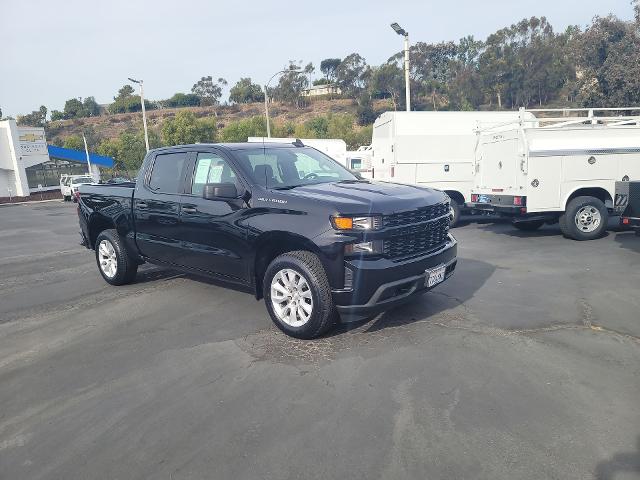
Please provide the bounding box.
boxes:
[270,268,314,327]
[98,239,118,278]
[575,205,602,233]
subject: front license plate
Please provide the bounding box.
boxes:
[477,194,490,204]
[426,264,446,288]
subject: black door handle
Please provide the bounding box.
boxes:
[181,206,197,214]
[137,202,148,209]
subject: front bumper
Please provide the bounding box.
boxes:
[333,235,457,322]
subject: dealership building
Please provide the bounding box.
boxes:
[0,119,114,201]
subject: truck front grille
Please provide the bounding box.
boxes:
[383,215,450,259]
[383,202,450,227]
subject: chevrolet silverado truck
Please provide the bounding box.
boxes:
[78,142,457,338]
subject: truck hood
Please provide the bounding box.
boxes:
[279,181,448,215]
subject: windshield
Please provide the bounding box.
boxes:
[72,177,93,184]
[232,147,358,189]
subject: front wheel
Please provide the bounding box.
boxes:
[559,196,608,241]
[95,229,138,285]
[263,250,336,339]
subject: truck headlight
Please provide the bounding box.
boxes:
[344,240,383,255]
[331,215,382,230]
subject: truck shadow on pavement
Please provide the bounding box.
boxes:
[594,436,640,480]
[332,257,495,335]
[614,231,640,253]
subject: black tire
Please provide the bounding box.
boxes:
[513,220,545,231]
[63,196,70,202]
[449,200,461,228]
[95,229,138,285]
[263,250,336,339]
[559,196,608,241]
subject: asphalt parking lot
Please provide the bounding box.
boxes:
[0,201,638,480]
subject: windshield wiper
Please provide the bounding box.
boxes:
[337,179,369,184]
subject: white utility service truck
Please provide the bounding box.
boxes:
[468,108,640,240]
[370,111,536,225]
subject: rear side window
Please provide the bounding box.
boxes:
[148,153,187,193]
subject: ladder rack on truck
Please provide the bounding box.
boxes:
[468,107,640,241]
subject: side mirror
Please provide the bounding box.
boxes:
[203,183,238,200]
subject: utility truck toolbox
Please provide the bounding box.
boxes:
[78,142,457,339]
[468,107,640,240]
[615,180,640,233]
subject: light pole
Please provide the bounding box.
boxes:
[82,134,93,180]
[264,68,303,138]
[128,77,150,152]
[391,22,411,112]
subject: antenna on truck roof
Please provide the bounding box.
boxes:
[293,138,305,147]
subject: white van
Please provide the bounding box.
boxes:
[370,111,536,225]
[468,108,640,240]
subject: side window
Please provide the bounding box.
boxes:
[148,153,187,193]
[246,152,283,187]
[191,152,238,196]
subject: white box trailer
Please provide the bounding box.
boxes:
[370,111,536,225]
[468,108,640,240]
[248,137,347,167]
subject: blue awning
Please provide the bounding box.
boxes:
[47,145,114,167]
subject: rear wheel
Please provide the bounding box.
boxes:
[95,229,138,285]
[513,220,545,231]
[559,196,608,241]
[449,200,461,227]
[263,250,336,339]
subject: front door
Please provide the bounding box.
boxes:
[134,151,191,264]
[176,150,250,282]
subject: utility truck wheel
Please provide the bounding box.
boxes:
[263,250,336,339]
[513,220,545,231]
[559,196,608,241]
[95,229,138,285]
[449,201,461,227]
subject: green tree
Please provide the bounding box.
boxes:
[161,111,217,145]
[229,78,265,103]
[335,53,370,98]
[191,76,227,109]
[219,116,267,142]
[63,135,85,150]
[83,96,100,117]
[164,93,201,108]
[320,58,341,84]
[63,98,84,118]
[271,62,310,107]
[369,63,404,110]
[17,105,47,127]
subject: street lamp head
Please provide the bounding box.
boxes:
[390,22,407,36]
[128,77,142,84]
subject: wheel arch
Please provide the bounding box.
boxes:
[563,187,613,211]
[252,231,323,300]
[444,190,465,206]
[88,214,116,248]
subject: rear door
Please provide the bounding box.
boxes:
[134,151,191,264]
[478,131,520,191]
[176,150,250,282]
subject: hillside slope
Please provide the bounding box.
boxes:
[45,98,383,147]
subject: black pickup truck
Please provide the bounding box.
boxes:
[78,142,457,338]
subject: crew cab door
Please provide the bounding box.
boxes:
[176,150,250,282]
[134,151,191,264]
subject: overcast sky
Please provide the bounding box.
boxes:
[0,0,634,117]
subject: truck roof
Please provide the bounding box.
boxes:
[149,142,304,154]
